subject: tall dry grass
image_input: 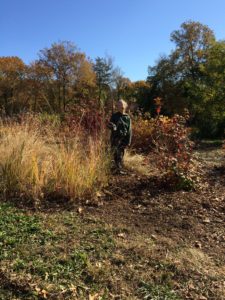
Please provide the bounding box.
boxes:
[0,121,110,203]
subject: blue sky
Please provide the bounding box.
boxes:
[1,0,225,81]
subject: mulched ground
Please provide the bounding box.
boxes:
[84,148,225,265]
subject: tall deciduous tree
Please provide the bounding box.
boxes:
[111,67,132,101]
[26,61,54,112]
[147,21,225,137]
[0,56,26,115]
[193,40,225,137]
[170,20,215,80]
[38,41,95,112]
[73,59,96,103]
[130,80,151,111]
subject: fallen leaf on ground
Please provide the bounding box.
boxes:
[203,218,210,224]
[89,293,99,300]
[117,233,126,238]
[78,207,83,214]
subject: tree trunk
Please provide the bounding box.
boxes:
[3,93,9,115]
[63,84,66,112]
[58,83,62,112]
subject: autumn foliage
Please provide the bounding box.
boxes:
[151,115,196,190]
[131,113,154,152]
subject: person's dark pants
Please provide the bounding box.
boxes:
[111,136,128,170]
[113,145,125,169]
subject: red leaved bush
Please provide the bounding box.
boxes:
[150,114,197,190]
[63,109,106,139]
[63,102,108,138]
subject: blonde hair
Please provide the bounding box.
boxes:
[117,99,128,109]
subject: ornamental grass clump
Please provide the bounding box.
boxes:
[0,124,52,202]
[0,121,110,204]
[49,137,109,200]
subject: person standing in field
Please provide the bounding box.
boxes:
[108,99,132,173]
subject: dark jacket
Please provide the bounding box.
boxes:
[109,112,132,147]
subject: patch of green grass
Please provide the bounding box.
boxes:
[0,203,114,299]
[0,203,42,258]
[139,281,181,300]
[82,227,115,259]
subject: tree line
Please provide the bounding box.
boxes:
[0,41,139,114]
[0,20,225,137]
